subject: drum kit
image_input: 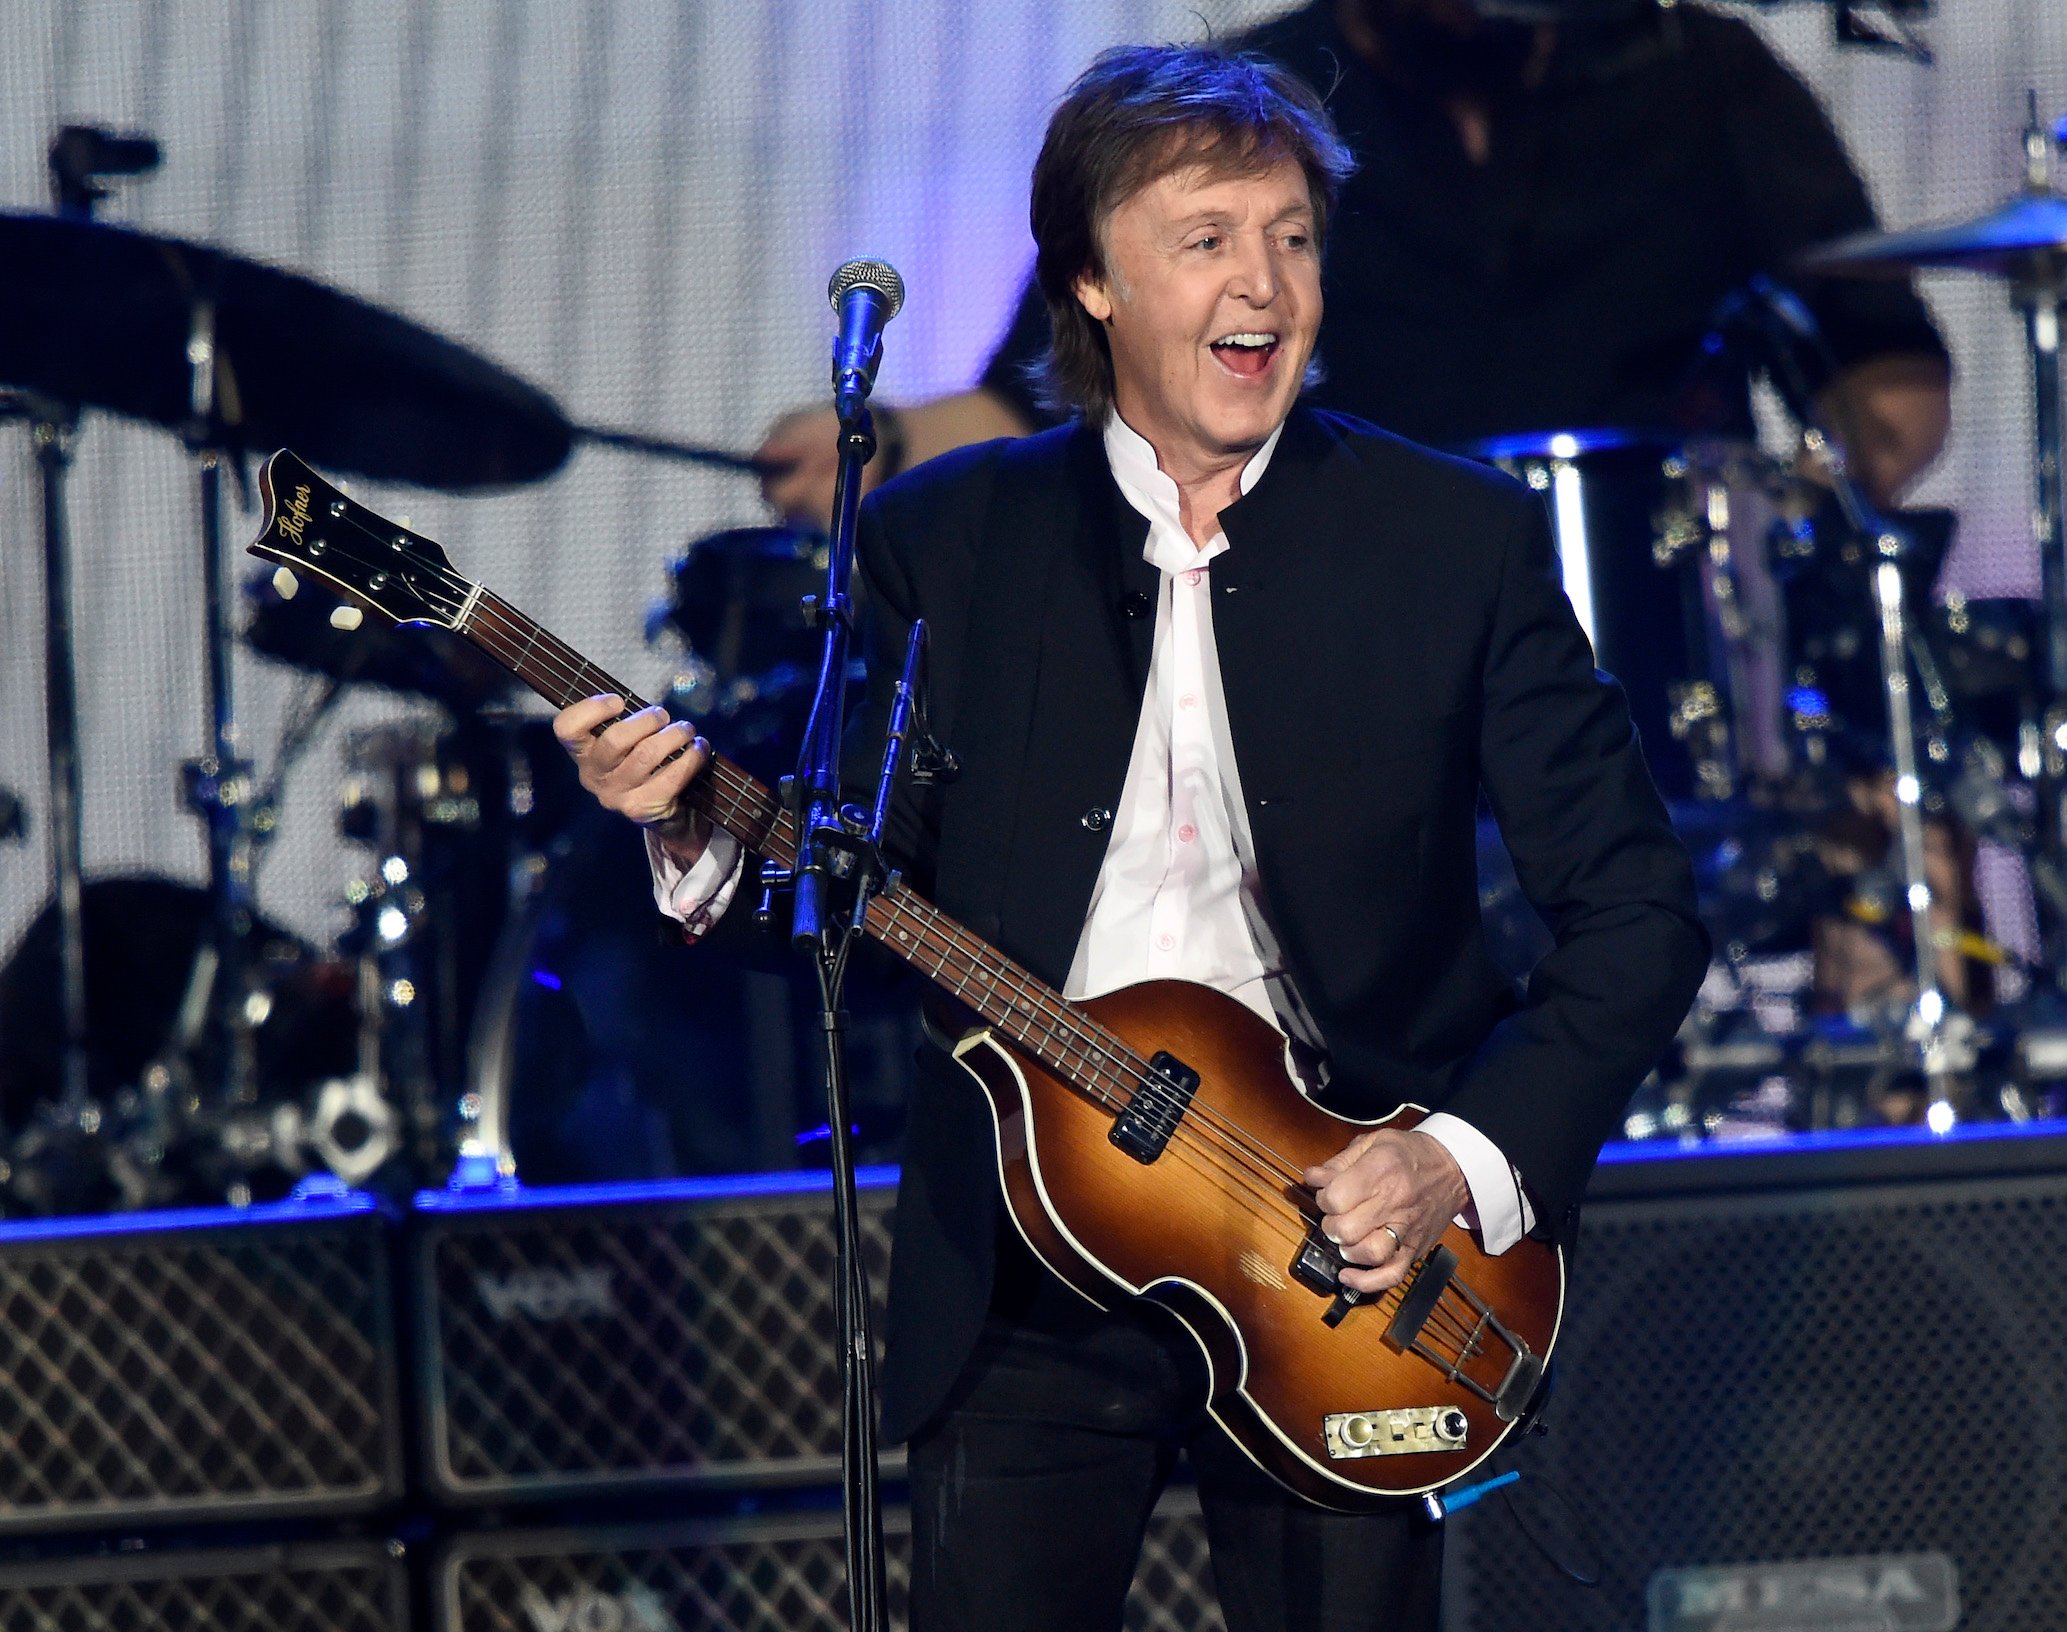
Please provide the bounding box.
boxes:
[0,126,771,1212]
[3,98,2067,1211]
[1481,95,2067,1143]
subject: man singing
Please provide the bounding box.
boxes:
[556,43,1707,1632]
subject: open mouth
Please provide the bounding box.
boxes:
[1210,332,1280,378]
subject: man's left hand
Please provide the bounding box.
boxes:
[1304,1129,1471,1294]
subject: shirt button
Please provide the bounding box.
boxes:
[1177,823,1196,843]
[1184,568,1203,587]
[1156,933,1175,952]
[1179,693,1198,710]
[1081,807,1112,832]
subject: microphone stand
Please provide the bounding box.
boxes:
[787,393,889,1632]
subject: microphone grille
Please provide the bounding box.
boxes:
[828,258,905,319]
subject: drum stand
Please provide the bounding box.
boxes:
[19,394,91,1122]
[2017,113,2067,985]
[174,295,267,1111]
[1807,433,1974,1109]
[1725,273,1976,1106]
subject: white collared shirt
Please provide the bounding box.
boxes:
[655,412,1534,1253]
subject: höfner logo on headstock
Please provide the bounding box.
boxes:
[1648,1552,1957,1632]
[278,483,314,547]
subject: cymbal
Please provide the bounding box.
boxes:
[0,213,572,489]
[1799,192,2067,280]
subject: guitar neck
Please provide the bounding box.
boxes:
[453,586,1131,1100]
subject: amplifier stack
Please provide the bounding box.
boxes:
[0,1166,1221,1630]
[5,1130,2063,1629]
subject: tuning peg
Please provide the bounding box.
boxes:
[272,566,299,600]
[329,605,364,631]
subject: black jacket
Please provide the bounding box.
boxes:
[848,406,1709,1443]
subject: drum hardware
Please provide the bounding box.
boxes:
[1470,431,1767,803]
[575,421,777,476]
[649,524,863,776]
[1712,272,1980,1107]
[335,722,486,1177]
[2,383,91,1130]
[454,846,558,1191]
[14,136,159,1126]
[1803,95,2067,983]
[0,879,363,1215]
[2,119,632,1205]
[1667,680,1734,801]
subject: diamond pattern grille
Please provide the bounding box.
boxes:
[423,1187,893,1496]
[1448,1169,2067,1631]
[440,1498,1223,1632]
[0,1543,406,1631]
[0,1215,398,1528]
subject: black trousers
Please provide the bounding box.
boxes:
[904,1246,1444,1632]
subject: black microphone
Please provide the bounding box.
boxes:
[828,259,905,423]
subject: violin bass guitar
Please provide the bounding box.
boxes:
[247,448,1564,1511]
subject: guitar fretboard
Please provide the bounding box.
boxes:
[454,587,1144,1113]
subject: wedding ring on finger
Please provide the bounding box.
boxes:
[1378,1223,1404,1256]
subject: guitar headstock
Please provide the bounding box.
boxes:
[248,450,472,630]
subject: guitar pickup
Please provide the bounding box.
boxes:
[1107,1051,1199,1164]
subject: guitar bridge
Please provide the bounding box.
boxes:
[1388,1248,1543,1422]
[1107,1051,1199,1164]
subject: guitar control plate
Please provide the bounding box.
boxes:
[1322,1407,1469,1460]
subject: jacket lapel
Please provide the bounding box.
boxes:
[934,424,1151,984]
[1211,407,1342,810]
[994,427,1152,983]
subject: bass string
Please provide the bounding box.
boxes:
[458,577,1488,1352]
[862,885,1500,1361]
[457,585,1312,1200]
[291,508,1321,1202]
[866,892,1320,1189]
[292,515,1495,1358]
[858,883,1317,1186]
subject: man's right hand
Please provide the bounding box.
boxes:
[552,694,714,868]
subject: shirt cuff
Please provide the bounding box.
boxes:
[646,826,745,939]
[1416,1111,1537,1257]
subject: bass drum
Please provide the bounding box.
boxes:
[467,796,921,1187]
[1467,431,1811,803]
